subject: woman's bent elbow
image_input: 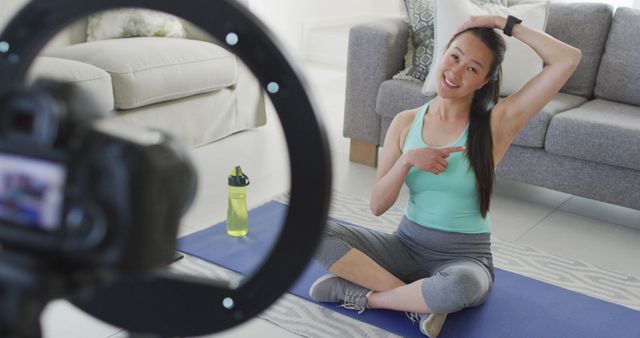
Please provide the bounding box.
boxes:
[568,47,582,69]
[369,203,385,216]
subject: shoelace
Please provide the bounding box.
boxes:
[339,289,367,314]
[405,311,422,324]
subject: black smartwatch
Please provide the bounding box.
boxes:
[503,15,522,37]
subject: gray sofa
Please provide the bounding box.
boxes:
[343,2,640,211]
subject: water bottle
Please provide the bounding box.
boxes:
[227,166,249,237]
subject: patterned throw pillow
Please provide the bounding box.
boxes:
[394,0,508,82]
[87,9,188,42]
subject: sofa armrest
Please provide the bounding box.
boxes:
[343,18,409,146]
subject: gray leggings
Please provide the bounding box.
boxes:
[314,216,494,314]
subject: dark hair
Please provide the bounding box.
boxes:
[447,28,505,218]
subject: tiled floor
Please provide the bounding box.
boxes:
[41,62,640,337]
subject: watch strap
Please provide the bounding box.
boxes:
[503,15,523,37]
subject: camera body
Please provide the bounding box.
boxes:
[0,80,196,274]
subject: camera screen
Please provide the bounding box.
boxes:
[0,153,66,232]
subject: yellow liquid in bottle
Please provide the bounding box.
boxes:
[227,187,248,236]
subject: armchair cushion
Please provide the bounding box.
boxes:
[45,37,237,110]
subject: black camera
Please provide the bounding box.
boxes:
[0,79,197,274]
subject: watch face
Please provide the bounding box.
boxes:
[0,153,66,232]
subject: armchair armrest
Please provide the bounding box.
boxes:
[343,18,408,146]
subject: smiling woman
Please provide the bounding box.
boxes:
[309,8,581,337]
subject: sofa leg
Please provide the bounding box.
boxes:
[349,139,378,167]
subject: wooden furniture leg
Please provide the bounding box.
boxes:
[349,139,378,167]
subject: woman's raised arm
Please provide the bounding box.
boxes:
[457,15,582,144]
[495,16,581,140]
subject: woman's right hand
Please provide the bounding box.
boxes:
[405,146,466,175]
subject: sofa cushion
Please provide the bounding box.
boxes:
[45,37,237,109]
[595,7,640,106]
[512,93,588,148]
[545,2,612,98]
[27,56,114,112]
[545,99,640,171]
[376,79,432,119]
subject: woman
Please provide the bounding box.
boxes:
[309,15,581,337]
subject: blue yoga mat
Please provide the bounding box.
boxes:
[177,201,640,338]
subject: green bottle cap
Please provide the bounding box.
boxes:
[228,166,250,186]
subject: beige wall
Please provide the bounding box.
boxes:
[248,0,403,59]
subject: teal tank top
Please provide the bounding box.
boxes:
[402,103,490,234]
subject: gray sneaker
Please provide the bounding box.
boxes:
[309,274,370,314]
[406,312,448,337]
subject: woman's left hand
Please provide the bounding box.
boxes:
[453,15,507,36]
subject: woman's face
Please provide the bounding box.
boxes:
[436,32,494,99]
